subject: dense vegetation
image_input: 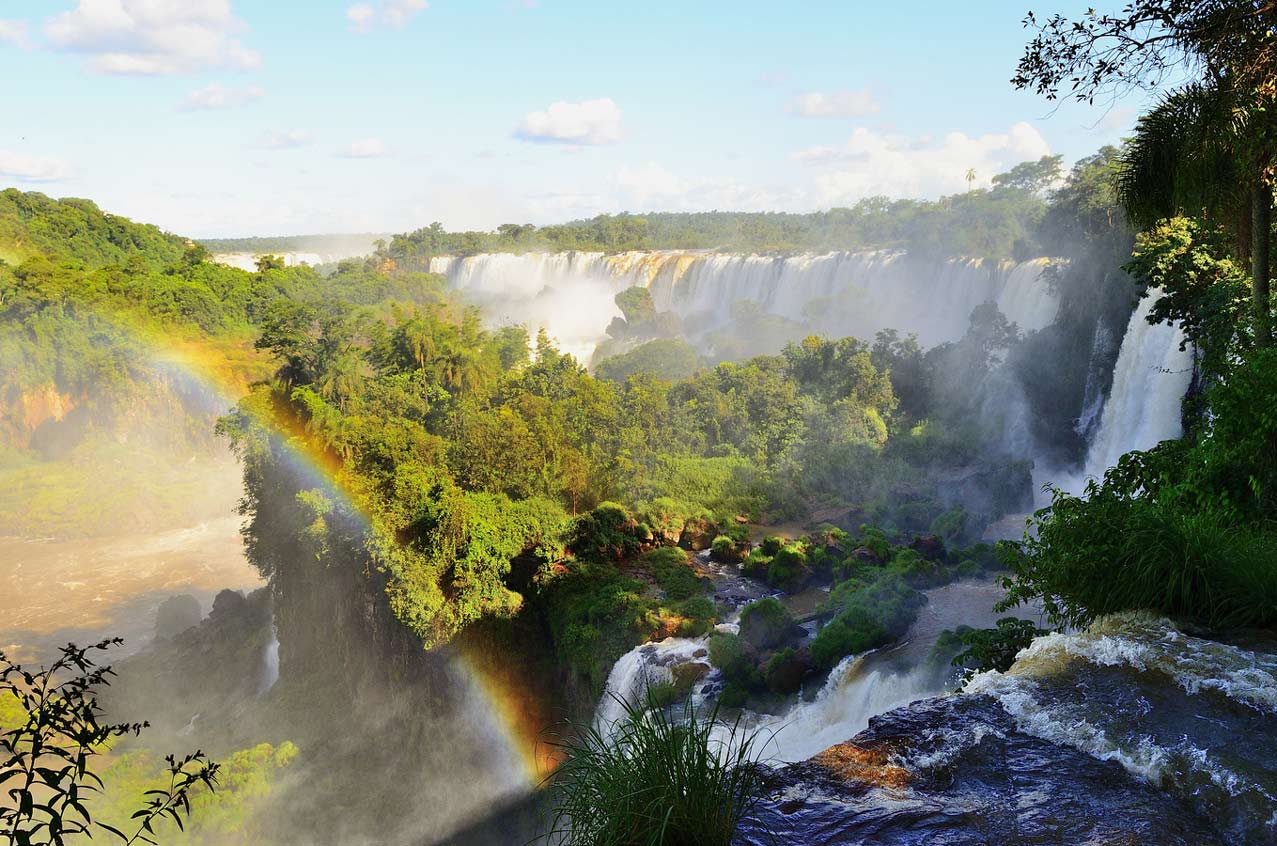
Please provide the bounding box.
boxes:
[377,157,1066,264]
[999,0,1277,632]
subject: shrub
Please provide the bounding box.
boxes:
[767,543,808,590]
[545,694,770,846]
[711,535,743,562]
[571,501,641,562]
[811,572,927,669]
[674,597,717,636]
[759,535,785,556]
[645,680,680,709]
[707,632,755,684]
[642,546,708,600]
[738,597,794,650]
[761,647,807,695]
[741,548,772,579]
[953,617,1046,675]
[857,525,891,560]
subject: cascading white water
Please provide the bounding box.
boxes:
[1080,292,1194,480]
[429,251,1060,360]
[594,636,713,732]
[258,629,280,695]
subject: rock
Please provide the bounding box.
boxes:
[849,546,882,564]
[154,594,202,640]
[762,646,812,695]
[737,696,1227,846]
[671,662,711,696]
[909,534,947,562]
[210,588,247,618]
[679,517,717,551]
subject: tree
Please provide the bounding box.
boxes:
[965,168,977,192]
[1115,80,1274,344]
[2,640,218,846]
[1014,0,1277,345]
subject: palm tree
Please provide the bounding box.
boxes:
[965,168,977,192]
[1116,81,1274,346]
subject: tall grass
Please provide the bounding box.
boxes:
[541,694,770,846]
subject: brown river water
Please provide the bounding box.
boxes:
[0,515,262,663]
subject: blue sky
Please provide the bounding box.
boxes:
[0,1,1147,237]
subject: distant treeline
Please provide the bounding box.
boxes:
[380,154,1097,264]
[198,233,390,255]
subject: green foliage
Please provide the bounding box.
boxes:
[766,543,808,590]
[640,546,708,601]
[573,502,642,563]
[1123,216,1251,376]
[595,339,702,383]
[710,535,741,563]
[707,633,754,685]
[0,639,218,846]
[545,694,770,846]
[1002,346,1277,631]
[738,597,795,650]
[812,572,927,669]
[953,618,1047,675]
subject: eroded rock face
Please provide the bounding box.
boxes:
[736,695,1226,846]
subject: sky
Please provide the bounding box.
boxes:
[0,1,1150,238]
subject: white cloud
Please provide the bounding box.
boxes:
[514,98,623,145]
[346,0,427,33]
[340,138,388,158]
[264,129,312,149]
[789,89,880,118]
[0,19,31,49]
[0,150,74,182]
[795,121,1052,201]
[177,82,263,110]
[45,0,260,75]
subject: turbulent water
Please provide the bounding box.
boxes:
[731,613,1277,845]
[429,251,1061,360]
[594,579,1017,759]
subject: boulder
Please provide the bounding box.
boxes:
[909,534,947,562]
[154,594,202,640]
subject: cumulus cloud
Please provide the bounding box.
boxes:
[177,82,263,110]
[0,150,75,182]
[795,121,1052,201]
[346,0,427,33]
[264,129,312,149]
[44,0,260,75]
[340,138,388,158]
[788,89,880,118]
[514,98,623,145]
[0,19,31,49]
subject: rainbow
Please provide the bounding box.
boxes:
[81,306,552,787]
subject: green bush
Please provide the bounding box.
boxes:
[738,597,794,650]
[642,546,708,600]
[857,524,891,560]
[762,647,806,694]
[741,548,772,578]
[759,535,785,556]
[953,617,1046,674]
[711,534,743,562]
[811,571,927,669]
[570,501,641,562]
[707,632,755,684]
[675,597,717,636]
[766,543,808,590]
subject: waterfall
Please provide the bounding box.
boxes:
[428,251,1060,360]
[595,636,714,733]
[258,628,280,695]
[1080,293,1194,480]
